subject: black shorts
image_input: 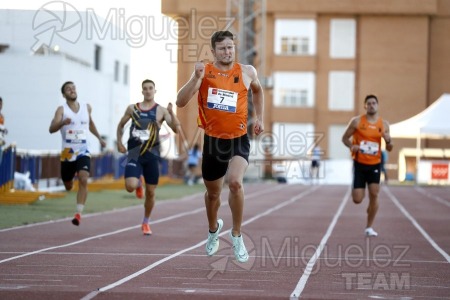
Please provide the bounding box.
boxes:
[124,151,160,185]
[352,160,381,189]
[61,156,91,182]
[311,160,320,168]
[202,134,250,181]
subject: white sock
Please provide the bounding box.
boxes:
[76,204,84,214]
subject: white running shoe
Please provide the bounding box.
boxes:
[206,219,223,256]
[365,227,378,237]
[230,232,249,263]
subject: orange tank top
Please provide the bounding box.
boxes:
[352,115,384,165]
[197,63,248,139]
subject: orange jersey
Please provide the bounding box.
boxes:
[0,114,4,125]
[352,115,384,165]
[197,63,248,139]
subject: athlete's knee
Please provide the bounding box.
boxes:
[78,176,89,187]
[228,179,243,194]
[205,190,220,201]
[125,186,134,193]
[146,188,155,198]
[64,181,73,191]
[352,195,364,204]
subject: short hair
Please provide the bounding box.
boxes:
[142,79,155,89]
[364,94,378,104]
[61,81,74,94]
[211,31,234,49]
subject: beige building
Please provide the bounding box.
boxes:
[162,0,450,181]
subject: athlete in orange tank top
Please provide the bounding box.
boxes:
[197,63,248,139]
[351,115,384,165]
[176,30,264,263]
[342,94,393,238]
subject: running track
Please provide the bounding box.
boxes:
[0,184,449,299]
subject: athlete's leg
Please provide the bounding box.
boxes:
[204,177,224,232]
[124,158,142,193]
[144,184,157,218]
[227,156,248,237]
[61,161,75,191]
[124,177,140,192]
[366,183,380,228]
[352,188,365,204]
[76,169,89,206]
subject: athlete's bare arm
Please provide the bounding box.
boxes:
[87,104,106,148]
[176,62,205,108]
[342,116,360,152]
[382,119,394,151]
[159,103,179,134]
[243,64,265,136]
[116,105,133,153]
[49,106,70,133]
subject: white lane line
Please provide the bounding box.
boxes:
[290,188,350,299]
[385,187,450,263]
[80,186,318,300]
[413,186,450,208]
[0,185,280,265]
[0,192,204,233]
[0,208,204,264]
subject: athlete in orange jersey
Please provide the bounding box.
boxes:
[177,30,264,263]
[342,94,393,237]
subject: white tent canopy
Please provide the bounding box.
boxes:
[390,94,450,139]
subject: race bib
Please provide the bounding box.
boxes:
[207,87,237,113]
[65,129,87,144]
[132,128,150,142]
[359,140,379,155]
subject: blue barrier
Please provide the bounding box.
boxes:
[0,145,16,191]
[5,149,178,189]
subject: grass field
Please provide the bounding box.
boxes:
[0,184,205,230]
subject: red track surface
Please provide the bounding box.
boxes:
[0,184,449,299]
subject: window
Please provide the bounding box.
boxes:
[280,89,308,106]
[94,45,102,71]
[123,64,129,85]
[275,19,316,56]
[330,19,356,58]
[328,71,354,110]
[274,72,315,107]
[281,37,310,55]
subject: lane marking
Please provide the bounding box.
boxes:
[0,192,204,233]
[0,185,280,265]
[0,208,203,264]
[385,187,450,263]
[290,188,350,299]
[414,186,450,208]
[81,186,319,300]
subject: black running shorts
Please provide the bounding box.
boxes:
[352,160,381,189]
[61,155,91,182]
[202,134,250,181]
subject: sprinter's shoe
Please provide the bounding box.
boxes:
[71,213,81,226]
[205,219,223,256]
[365,227,378,237]
[142,223,152,236]
[230,232,249,263]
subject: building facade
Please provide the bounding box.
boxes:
[163,0,450,181]
[0,9,130,153]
